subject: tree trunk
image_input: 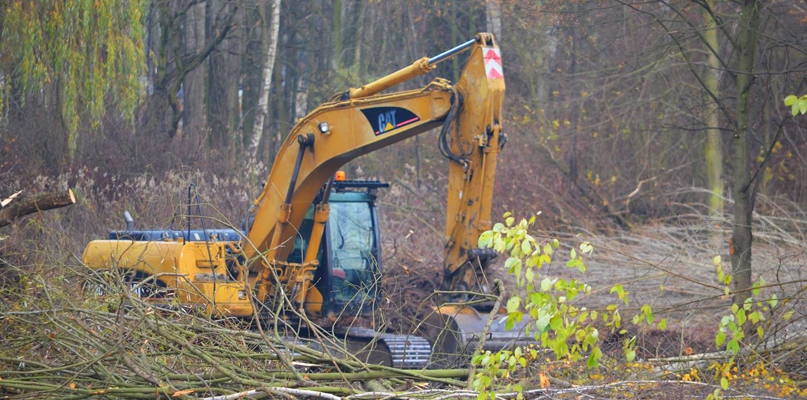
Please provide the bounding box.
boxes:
[249,0,282,159]
[730,0,761,306]
[241,0,263,147]
[207,0,235,149]
[331,0,342,70]
[0,190,75,228]
[703,1,724,223]
[182,1,207,138]
[485,0,503,41]
[352,0,366,73]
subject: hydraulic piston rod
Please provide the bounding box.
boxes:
[348,36,481,99]
[428,38,475,66]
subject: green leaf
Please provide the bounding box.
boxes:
[506,216,515,226]
[528,215,536,225]
[541,277,553,292]
[570,248,577,259]
[525,267,535,283]
[658,318,667,330]
[793,103,800,117]
[585,347,602,369]
[721,377,729,390]
[768,294,778,308]
[550,315,563,330]
[784,95,798,106]
[505,315,515,331]
[493,223,505,232]
[736,309,746,326]
[727,339,740,354]
[783,310,794,321]
[748,311,761,324]
[625,349,636,361]
[715,331,726,347]
[503,211,512,218]
[757,326,764,340]
[535,314,551,332]
[521,240,531,255]
[478,231,493,248]
[610,284,624,299]
[800,98,807,115]
[713,255,721,265]
[506,257,522,279]
[642,305,654,324]
[507,297,521,313]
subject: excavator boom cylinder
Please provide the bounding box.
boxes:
[349,36,478,99]
[348,57,434,99]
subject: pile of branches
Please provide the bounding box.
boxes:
[0,275,471,399]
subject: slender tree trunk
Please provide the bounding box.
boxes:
[703,1,724,223]
[485,0,503,41]
[730,0,761,306]
[241,0,262,147]
[352,0,366,72]
[450,2,460,82]
[183,2,207,138]
[207,0,232,148]
[250,0,281,159]
[567,25,579,185]
[269,49,287,163]
[332,0,342,70]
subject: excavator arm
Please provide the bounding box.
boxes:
[243,34,505,309]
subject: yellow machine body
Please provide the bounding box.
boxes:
[83,239,253,317]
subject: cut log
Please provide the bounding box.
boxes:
[0,189,76,228]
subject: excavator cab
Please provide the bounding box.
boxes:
[289,180,388,319]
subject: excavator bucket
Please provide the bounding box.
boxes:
[422,305,534,367]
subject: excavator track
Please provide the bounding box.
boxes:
[341,327,432,369]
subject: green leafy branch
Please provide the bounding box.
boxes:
[783,94,807,116]
[471,213,666,398]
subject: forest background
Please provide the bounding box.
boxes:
[0,0,806,398]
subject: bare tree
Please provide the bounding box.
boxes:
[249,0,282,159]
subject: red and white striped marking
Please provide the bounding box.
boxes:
[483,47,503,79]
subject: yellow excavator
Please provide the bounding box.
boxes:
[83,33,527,369]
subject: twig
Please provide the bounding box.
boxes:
[466,279,505,388]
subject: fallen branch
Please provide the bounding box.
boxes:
[203,387,343,400]
[0,189,76,228]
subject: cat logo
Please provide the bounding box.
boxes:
[360,107,420,136]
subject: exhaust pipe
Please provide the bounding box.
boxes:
[124,211,134,231]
